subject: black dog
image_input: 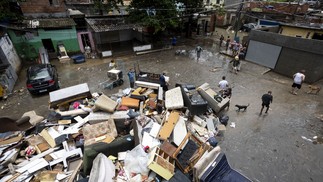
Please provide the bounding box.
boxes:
[235,104,250,112]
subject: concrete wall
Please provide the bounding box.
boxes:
[280,25,323,39]
[8,27,79,61]
[0,35,21,74]
[0,65,18,93]
[248,30,323,83]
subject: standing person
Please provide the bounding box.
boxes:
[159,71,168,92]
[230,56,240,74]
[196,45,203,61]
[171,36,177,46]
[232,41,240,56]
[291,70,305,95]
[260,91,273,115]
[84,45,91,58]
[108,59,116,69]
[218,76,229,93]
[219,35,224,47]
[225,36,231,51]
[127,68,135,88]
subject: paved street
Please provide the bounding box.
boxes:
[1,33,323,182]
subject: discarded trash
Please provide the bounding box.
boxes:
[230,122,236,128]
[301,136,313,142]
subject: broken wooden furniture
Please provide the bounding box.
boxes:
[49,83,92,109]
[197,83,230,114]
[172,132,210,174]
[158,111,180,140]
[147,146,175,180]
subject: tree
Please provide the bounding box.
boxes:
[127,0,179,34]
[93,0,124,15]
[177,0,204,37]
[0,0,23,23]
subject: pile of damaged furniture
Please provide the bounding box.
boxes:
[0,80,251,182]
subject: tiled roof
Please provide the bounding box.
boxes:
[24,18,76,28]
[86,18,141,32]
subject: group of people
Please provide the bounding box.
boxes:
[218,70,306,116]
[259,70,305,115]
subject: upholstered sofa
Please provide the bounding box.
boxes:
[197,83,230,114]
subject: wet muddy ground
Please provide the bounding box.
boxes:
[1,34,323,182]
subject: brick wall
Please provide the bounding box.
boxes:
[20,0,66,14]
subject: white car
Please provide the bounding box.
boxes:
[241,23,257,32]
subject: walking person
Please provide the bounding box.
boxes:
[230,56,240,74]
[260,91,273,115]
[219,35,224,47]
[127,68,135,88]
[196,45,203,61]
[290,70,305,95]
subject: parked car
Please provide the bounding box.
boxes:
[26,64,59,95]
[241,23,257,32]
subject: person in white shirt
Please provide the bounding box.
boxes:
[218,76,229,92]
[291,70,305,95]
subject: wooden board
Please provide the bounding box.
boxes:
[158,111,180,140]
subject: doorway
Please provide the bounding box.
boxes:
[81,33,91,49]
[41,39,55,52]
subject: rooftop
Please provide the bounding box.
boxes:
[86,18,141,32]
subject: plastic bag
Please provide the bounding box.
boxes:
[124,145,150,176]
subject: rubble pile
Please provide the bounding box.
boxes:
[0,80,251,182]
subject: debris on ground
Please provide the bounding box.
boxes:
[0,77,252,181]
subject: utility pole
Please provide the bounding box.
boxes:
[234,0,245,42]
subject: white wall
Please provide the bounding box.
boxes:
[0,34,22,74]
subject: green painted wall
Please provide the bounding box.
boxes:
[8,26,80,61]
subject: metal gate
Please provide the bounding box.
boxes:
[245,40,282,69]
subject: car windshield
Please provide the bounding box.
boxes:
[29,68,50,80]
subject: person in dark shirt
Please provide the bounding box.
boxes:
[260,91,273,115]
[159,72,168,92]
[127,68,135,88]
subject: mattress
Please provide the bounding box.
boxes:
[165,87,184,110]
[82,119,118,146]
[135,81,160,89]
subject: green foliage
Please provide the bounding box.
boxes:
[0,0,23,22]
[93,0,124,15]
[127,0,179,34]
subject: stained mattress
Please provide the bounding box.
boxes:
[165,87,184,110]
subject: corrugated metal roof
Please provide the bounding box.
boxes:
[86,18,141,32]
[24,18,76,28]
